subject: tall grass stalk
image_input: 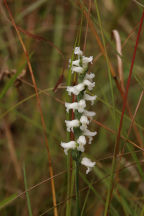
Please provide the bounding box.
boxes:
[75,160,80,216]
[23,164,33,216]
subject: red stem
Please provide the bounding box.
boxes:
[115,12,144,157]
[106,11,144,215]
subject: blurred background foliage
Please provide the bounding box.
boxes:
[0,0,144,215]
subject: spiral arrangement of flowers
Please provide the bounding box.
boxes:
[61,47,97,174]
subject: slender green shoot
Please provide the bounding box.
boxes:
[23,163,33,216]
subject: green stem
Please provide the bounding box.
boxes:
[75,159,80,216]
[66,154,71,216]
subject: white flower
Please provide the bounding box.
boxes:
[77,99,86,113]
[81,157,96,174]
[72,66,83,74]
[83,79,95,91]
[84,93,97,105]
[65,119,80,132]
[61,47,97,158]
[69,59,80,67]
[82,56,93,65]
[67,80,95,96]
[65,102,79,112]
[67,83,85,96]
[74,47,83,56]
[80,115,89,131]
[83,129,97,144]
[83,129,97,137]
[72,59,80,66]
[77,135,86,152]
[65,100,86,113]
[85,73,95,81]
[61,141,76,155]
[83,110,96,118]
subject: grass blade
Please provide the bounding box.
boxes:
[0,194,17,211]
[23,163,33,216]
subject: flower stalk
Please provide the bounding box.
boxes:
[61,47,97,214]
[75,159,80,216]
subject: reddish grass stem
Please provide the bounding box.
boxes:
[115,11,144,158]
[105,11,144,215]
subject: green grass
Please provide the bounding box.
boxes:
[23,163,33,216]
[0,0,144,215]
